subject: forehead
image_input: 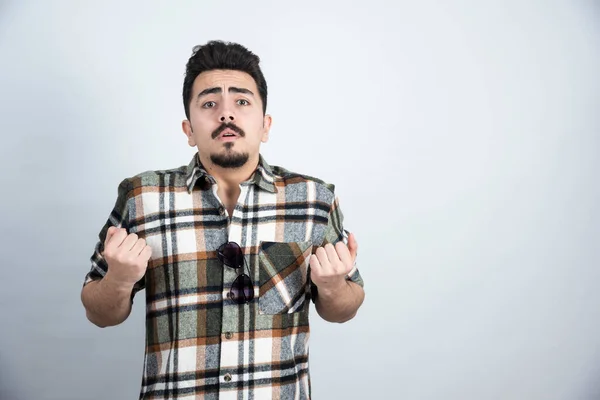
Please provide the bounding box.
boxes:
[192,69,258,94]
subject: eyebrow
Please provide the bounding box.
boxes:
[196,86,255,100]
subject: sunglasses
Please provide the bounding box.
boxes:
[217,241,254,304]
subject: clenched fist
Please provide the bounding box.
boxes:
[310,232,358,293]
[102,226,152,287]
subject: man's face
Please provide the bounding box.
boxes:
[182,69,271,169]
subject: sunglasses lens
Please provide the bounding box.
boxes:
[230,274,254,304]
[218,242,243,268]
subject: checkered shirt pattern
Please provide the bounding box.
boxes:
[83,153,364,399]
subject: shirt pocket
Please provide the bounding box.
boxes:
[257,240,313,315]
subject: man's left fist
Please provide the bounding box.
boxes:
[310,232,358,292]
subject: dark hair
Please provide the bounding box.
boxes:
[182,40,268,120]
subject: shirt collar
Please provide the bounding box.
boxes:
[185,152,277,194]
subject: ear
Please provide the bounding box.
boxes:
[261,114,272,143]
[182,120,196,147]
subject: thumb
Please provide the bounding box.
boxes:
[347,232,358,263]
[105,226,119,245]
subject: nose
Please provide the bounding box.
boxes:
[220,112,234,123]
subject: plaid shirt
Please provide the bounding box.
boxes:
[83,153,364,399]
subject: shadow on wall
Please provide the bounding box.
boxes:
[0,1,15,27]
[0,357,25,400]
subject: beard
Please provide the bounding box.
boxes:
[210,143,249,168]
[209,122,249,169]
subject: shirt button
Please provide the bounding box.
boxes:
[218,206,225,215]
[228,292,234,299]
[225,332,232,339]
[224,373,232,382]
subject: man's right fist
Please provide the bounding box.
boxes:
[102,226,152,287]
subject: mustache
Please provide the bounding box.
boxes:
[211,123,246,139]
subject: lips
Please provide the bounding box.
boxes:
[218,128,239,139]
[212,123,245,140]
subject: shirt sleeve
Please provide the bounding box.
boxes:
[310,194,364,302]
[82,178,145,301]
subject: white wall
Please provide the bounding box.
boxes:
[1,1,599,399]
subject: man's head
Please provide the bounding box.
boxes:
[181,41,271,170]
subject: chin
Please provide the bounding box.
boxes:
[210,151,250,169]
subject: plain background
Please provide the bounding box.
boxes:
[1,1,599,399]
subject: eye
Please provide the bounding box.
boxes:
[202,101,216,109]
[237,99,250,106]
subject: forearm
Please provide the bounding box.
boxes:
[315,281,364,323]
[81,272,133,328]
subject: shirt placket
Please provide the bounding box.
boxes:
[216,183,251,397]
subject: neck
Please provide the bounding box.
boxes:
[198,153,260,189]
